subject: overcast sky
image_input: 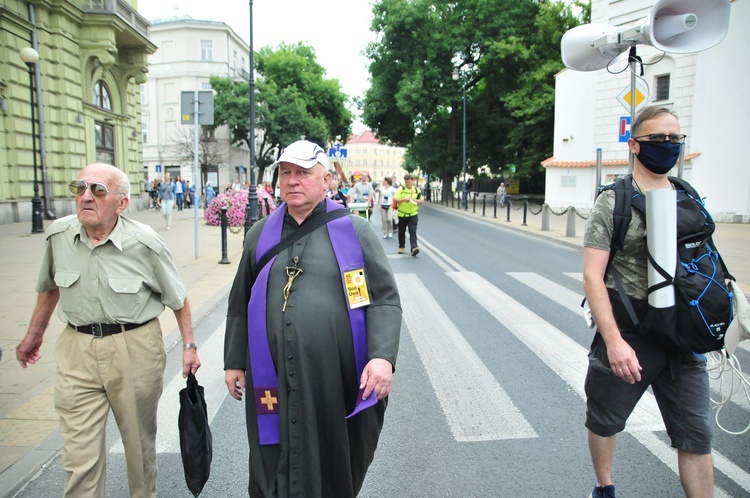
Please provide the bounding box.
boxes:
[137,0,376,129]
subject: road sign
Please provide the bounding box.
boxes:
[328,143,348,159]
[180,91,214,125]
[155,164,162,173]
[618,116,631,143]
[616,82,650,114]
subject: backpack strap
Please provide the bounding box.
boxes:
[610,176,634,253]
[606,175,641,327]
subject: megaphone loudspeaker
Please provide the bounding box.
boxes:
[643,0,731,53]
[561,23,628,72]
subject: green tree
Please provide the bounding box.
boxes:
[363,0,585,193]
[210,42,352,180]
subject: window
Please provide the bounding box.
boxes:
[92,81,112,110]
[140,85,147,105]
[95,121,115,164]
[655,74,670,101]
[560,175,577,187]
[142,122,148,144]
[201,82,212,90]
[201,128,216,141]
[201,40,213,61]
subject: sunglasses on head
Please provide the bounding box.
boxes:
[68,179,119,198]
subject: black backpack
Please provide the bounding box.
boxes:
[603,175,734,353]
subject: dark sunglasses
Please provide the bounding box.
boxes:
[633,133,686,145]
[68,180,119,198]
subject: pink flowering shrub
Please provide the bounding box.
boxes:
[204,189,249,227]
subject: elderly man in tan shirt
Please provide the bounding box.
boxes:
[15,163,201,498]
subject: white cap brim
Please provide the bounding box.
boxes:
[270,140,329,171]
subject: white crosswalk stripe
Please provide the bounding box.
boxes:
[503,271,750,494]
[448,271,665,432]
[396,273,537,442]
[110,320,229,454]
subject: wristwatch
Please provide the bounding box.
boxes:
[182,342,197,350]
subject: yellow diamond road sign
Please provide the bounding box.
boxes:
[617,82,650,113]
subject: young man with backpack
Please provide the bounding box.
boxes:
[583,107,715,498]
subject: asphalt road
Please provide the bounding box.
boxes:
[15,206,750,497]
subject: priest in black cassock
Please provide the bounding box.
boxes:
[224,140,401,497]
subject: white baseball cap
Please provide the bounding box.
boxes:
[270,140,329,170]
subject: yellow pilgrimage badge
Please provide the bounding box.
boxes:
[344,268,371,309]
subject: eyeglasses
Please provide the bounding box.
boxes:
[68,179,119,198]
[633,133,686,145]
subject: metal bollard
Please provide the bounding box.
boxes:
[493,195,497,219]
[219,206,230,264]
[506,195,511,222]
[482,194,486,217]
[471,192,476,213]
[566,207,576,237]
[522,196,529,226]
[542,204,550,231]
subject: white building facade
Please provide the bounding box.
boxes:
[140,18,252,195]
[545,0,749,222]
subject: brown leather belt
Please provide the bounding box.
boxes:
[69,322,145,337]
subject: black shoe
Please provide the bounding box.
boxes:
[591,484,616,498]
[411,247,419,257]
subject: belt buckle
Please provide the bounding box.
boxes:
[92,324,104,338]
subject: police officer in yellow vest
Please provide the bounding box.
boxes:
[393,173,423,256]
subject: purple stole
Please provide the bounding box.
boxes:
[247,198,377,445]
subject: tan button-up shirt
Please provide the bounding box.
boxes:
[36,214,187,326]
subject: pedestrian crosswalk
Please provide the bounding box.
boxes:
[396,274,537,442]
[401,239,750,496]
[109,238,750,495]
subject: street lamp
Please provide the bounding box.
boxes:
[19,47,44,233]
[452,68,467,209]
[244,0,259,238]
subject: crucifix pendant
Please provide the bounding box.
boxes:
[283,257,303,312]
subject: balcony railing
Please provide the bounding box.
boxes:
[73,0,150,39]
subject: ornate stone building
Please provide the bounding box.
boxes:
[0,0,153,225]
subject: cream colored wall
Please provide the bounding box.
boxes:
[141,21,251,189]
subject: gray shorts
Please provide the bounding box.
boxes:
[584,328,712,454]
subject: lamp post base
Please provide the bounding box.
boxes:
[31,195,44,233]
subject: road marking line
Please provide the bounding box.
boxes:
[508,272,583,316]
[419,236,467,273]
[563,272,583,283]
[514,272,750,412]
[448,271,664,432]
[110,320,229,453]
[463,271,749,492]
[397,273,537,442]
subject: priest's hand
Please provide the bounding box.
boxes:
[225,369,246,400]
[360,358,393,401]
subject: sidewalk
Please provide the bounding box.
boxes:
[0,199,747,496]
[0,206,246,497]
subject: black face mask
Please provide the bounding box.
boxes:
[636,141,682,175]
